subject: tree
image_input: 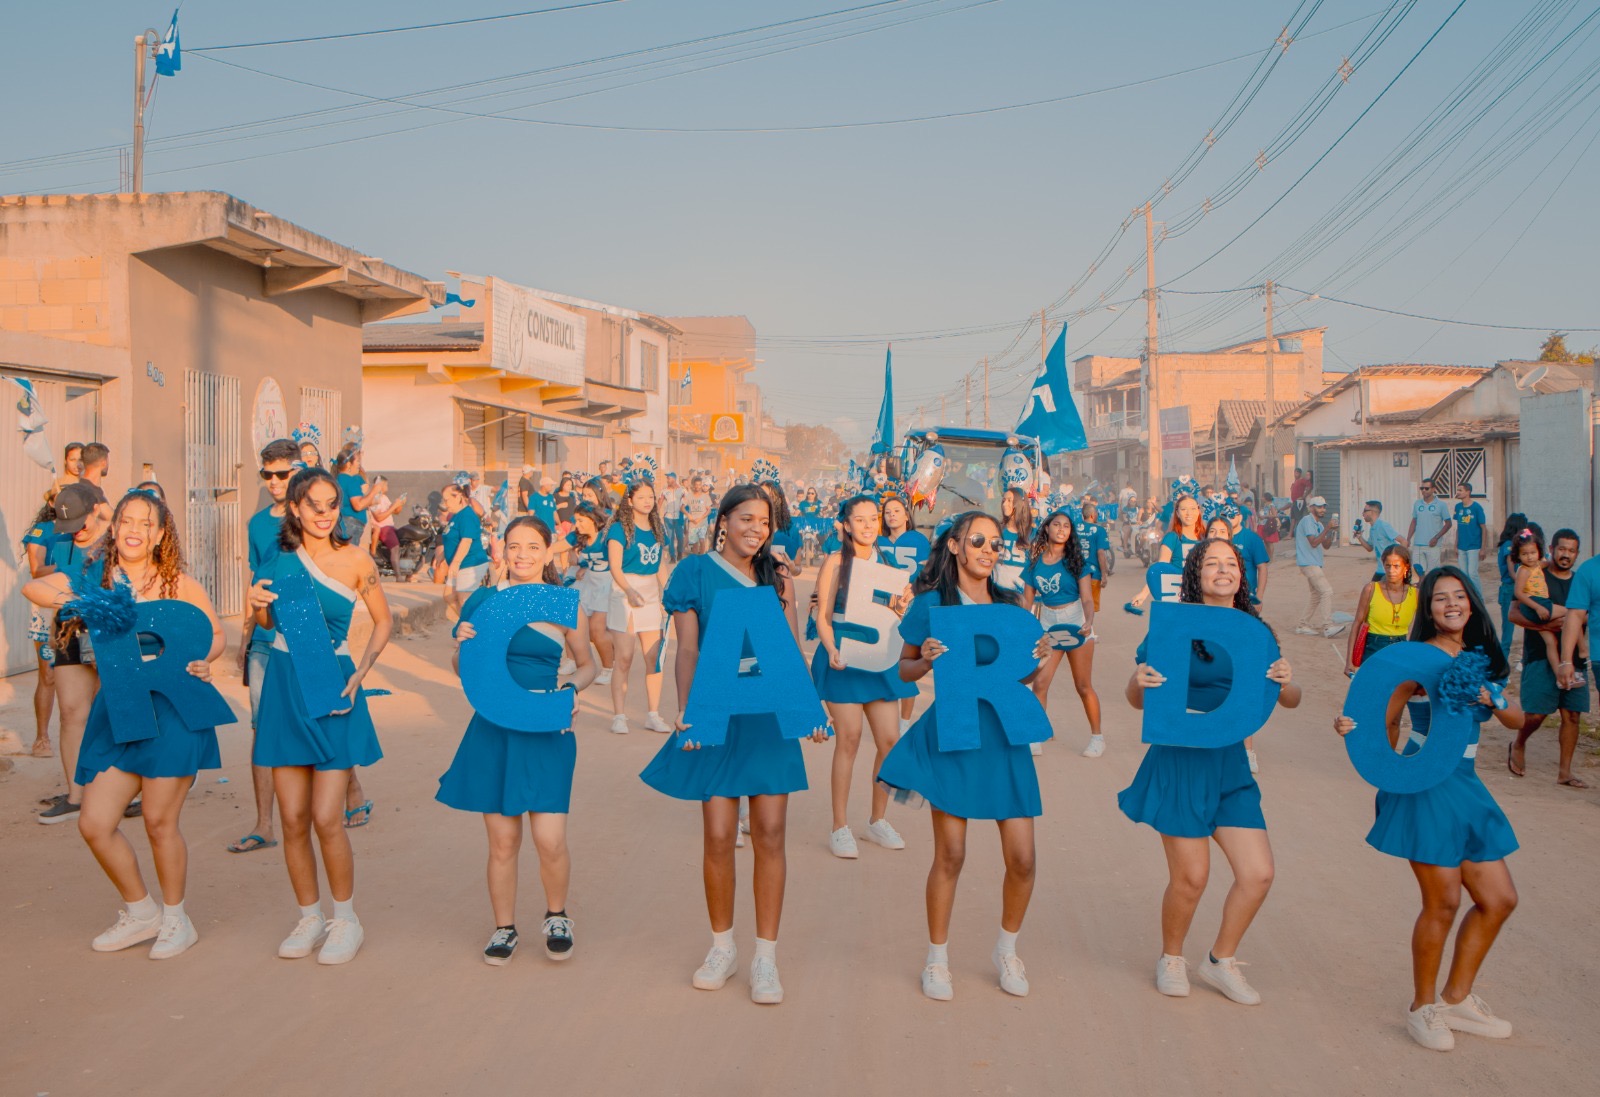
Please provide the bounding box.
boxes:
[784,422,849,476]
[1538,332,1596,365]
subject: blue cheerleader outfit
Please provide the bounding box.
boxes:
[1117,637,1268,838]
[1366,696,1518,866]
[437,583,577,816]
[810,546,917,704]
[252,548,382,771]
[876,590,1043,820]
[75,589,223,786]
[640,553,808,801]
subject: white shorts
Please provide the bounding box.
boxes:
[452,563,489,593]
[608,575,664,633]
[1039,600,1088,650]
[579,569,612,615]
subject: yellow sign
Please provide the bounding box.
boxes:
[708,412,745,444]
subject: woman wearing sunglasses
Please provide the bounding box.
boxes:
[879,512,1050,1002]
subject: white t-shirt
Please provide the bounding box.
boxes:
[370,492,395,529]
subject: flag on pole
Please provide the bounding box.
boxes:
[156,10,181,76]
[1015,325,1087,454]
[679,369,692,403]
[1226,457,1240,494]
[5,375,57,472]
[870,347,894,454]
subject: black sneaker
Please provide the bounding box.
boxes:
[543,915,574,961]
[124,800,143,819]
[483,927,518,967]
[38,799,81,825]
[39,792,65,807]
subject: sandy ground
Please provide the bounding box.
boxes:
[2,545,1596,1097]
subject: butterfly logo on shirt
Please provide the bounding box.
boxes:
[637,542,663,566]
[1036,573,1063,595]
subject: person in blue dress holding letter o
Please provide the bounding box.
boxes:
[439,516,599,968]
[1120,538,1300,1007]
[879,511,1051,1003]
[1333,566,1522,1052]
[24,490,226,959]
[248,468,393,966]
[641,485,831,1007]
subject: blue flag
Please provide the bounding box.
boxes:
[1227,457,1240,494]
[1015,325,1087,455]
[155,10,181,76]
[870,347,894,455]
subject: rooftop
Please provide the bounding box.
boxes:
[363,321,485,352]
[1215,399,1302,438]
[1315,416,1519,450]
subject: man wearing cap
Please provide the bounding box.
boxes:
[1294,495,1344,638]
[529,473,558,528]
[659,471,686,557]
[516,464,536,514]
[1406,477,1451,575]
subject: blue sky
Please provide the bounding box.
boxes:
[6,1,1597,442]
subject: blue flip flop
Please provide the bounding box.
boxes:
[343,800,374,829]
[227,834,279,853]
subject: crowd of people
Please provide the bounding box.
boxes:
[14,433,1595,1055]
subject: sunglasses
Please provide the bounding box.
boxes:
[965,532,997,549]
[260,468,292,481]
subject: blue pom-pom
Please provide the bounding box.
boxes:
[1436,651,1491,715]
[59,576,138,638]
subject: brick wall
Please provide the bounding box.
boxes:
[0,256,113,344]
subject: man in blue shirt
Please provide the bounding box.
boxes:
[1230,508,1270,605]
[1294,496,1343,638]
[1353,499,1402,579]
[1075,498,1114,611]
[1452,481,1487,590]
[1406,478,1451,575]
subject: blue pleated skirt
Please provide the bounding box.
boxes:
[809,645,915,704]
[877,709,1042,820]
[640,715,807,801]
[1117,742,1265,838]
[437,716,576,816]
[1367,757,1518,866]
[75,693,222,786]
[253,648,382,771]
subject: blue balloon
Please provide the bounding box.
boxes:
[929,603,1051,751]
[681,585,827,746]
[460,584,580,733]
[1342,642,1472,793]
[1141,602,1280,748]
[89,600,236,745]
[1145,561,1183,604]
[270,555,350,718]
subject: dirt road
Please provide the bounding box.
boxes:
[3,546,1595,1096]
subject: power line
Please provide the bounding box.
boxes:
[1274,284,1600,331]
[190,1,631,52]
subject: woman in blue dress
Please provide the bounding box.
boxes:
[1020,507,1103,757]
[878,511,1051,1003]
[604,476,670,734]
[1120,537,1299,1006]
[25,490,224,959]
[1125,492,1206,616]
[879,494,931,735]
[640,485,830,1006]
[440,482,490,615]
[571,504,616,688]
[1333,566,1522,1052]
[440,516,598,967]
[812,495,914,859]
[248,468,393,966]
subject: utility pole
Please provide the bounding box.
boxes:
[964,374,972,426]
[1264,279,1276,496]
[982,357,990,429]
[132,33,149,193]
[1144,202,1161,496]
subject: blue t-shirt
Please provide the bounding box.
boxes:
[577,537,610,575]
[530,492,558,528]
[878,530,932,574]
[23,519,62,553]
[1160,531,1202,565]
[1022,555,1082,607]
[1567,555,1600,621]
[1411,498,1449,546]
[247,506,284,652]
[1453,501,1486,550]
[336,473,366,523]
[45,535,94,588]
[444,507,490,568]
[606,523,664,575]
[1498,540,1515,585]
[1075,520,1110,580]
[771,526,802,564]
[1365,517,1401,559]
[996,529,1029,592]
[1233,528,1269,594]
[1294,515,1324,567]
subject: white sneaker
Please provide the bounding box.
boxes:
[749,955,784,1004]
[644,711,671,734]
[149,913,198,960]
[1029,741,1043,756]
[863,818,906,850]
[739,813,751,835]
[1436,993,1512,1038]
[1081,735,1106,758]
[1155,954,1190,997]
[829,826,859,859]
[558,657,576,676]
[1246,749,1260,775]
[610,714,629,735]
[1324,624,1348,638]
[922,962,954,1001]
[735,828,746,848]
[692,945,738,990]
[1294,626,1319,636]
[898,718,911,738]
[993,950,1030,997]
[92,907,161,952]
[278,914,329,959]
[595,668,613,686]
[1407,1003,1456,1051]
[1199,955,1261,1005]
[316,917,364,965]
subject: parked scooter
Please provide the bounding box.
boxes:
[379,505,439,580]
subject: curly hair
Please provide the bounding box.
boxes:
[913,510,1018,606]
[1027,509,1084,579]
[502,515,562,584]
[279,467,351,551]
[1177,536,1266,662]
[612,479,668,550]
[97,490,184,599]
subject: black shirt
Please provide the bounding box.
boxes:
[1523,570,1576,665]
[516,476,534,514]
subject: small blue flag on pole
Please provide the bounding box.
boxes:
[1227,456,1240,494]
[155,10,181,76]
[1015,324,1087,455]
[870,347,894,455]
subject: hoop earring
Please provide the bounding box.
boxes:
[715,526,727,552]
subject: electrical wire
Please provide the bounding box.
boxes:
[189,0,628,51]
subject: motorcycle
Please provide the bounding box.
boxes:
[1133,513,1163,567]
[380,505,439,581]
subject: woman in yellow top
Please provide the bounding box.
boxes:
[1346,544,1418,675]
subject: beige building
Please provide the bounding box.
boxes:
[666,316,786,476]
[0,192,439,675]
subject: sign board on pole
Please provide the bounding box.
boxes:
[1159,406,1194,478]
[488,277,586,386]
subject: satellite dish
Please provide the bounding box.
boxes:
[1516,365,1549,390]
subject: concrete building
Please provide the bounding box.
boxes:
[0,192,439,675]
[362,277,677,487]
[666,316,786,476]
